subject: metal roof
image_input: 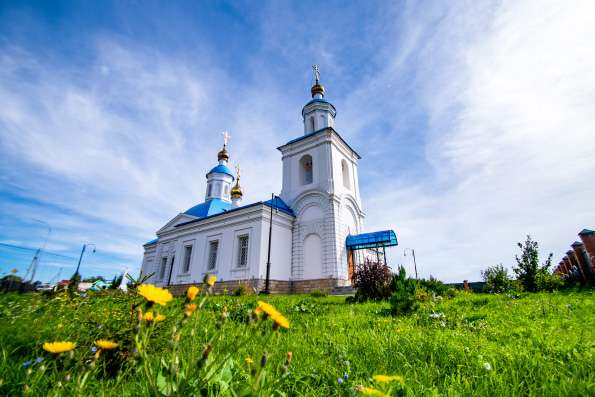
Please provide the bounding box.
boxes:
[346,230,398,250]
[277,127,361,159]
[206,164,235,179]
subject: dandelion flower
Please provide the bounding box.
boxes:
[373,375,404,383]
[185,303,198,317]
[256,301,281,318]
[186,286,200,301]
[143,312,154,321]
[273,314,290,329]
[43,342,76,354]
[95,340,118,350]
[245,357,254,365]
[138,284,173,306]
[155,314,166,322]
[207,275,217,286]
[356,386,390,397]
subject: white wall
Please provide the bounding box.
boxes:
[143,204,293,286]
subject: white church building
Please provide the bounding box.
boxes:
[141,70,397,294]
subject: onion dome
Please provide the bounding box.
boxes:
[217,144,229,162]
[311,83,325,98]
[231,181,243,199]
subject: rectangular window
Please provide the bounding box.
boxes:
[159,257,167,279]
[237,235,249,268]
[183,245,192,273]
[207,240,219,270]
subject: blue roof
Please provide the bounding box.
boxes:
[263,195,295,216]
[175,195,295,228]
[579,228,594,235]
[346,230,398,250]
[144,238,158,245]
[206,164,234,179]
[184,198,232,218]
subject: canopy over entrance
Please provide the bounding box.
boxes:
[346,230,398,250]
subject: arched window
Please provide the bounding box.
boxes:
[341,159,350,189]
[309,116,315,132]
[224,185,229,196]
[300,154,313,185]
[207,184,212,197]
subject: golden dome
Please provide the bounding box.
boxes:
[311,83,325,97]
[231,181,242,198]
[217,145,229,161]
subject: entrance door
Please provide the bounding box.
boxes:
[347,249,354,281]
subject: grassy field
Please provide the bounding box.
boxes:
[0,288,593,396]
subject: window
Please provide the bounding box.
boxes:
[299,154,313,185]
[341,159,350,189]
[207,184,212,197]
[309,116,315,132]
[159,257,167,279]
[224,185,229,196]
[207,240,219,270]
[237,235,249,268]
[183,245,192,273]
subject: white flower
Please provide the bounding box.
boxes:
[483,362,492,371]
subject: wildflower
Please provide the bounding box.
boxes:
[273,314,290,330]
[260,353,268,368]
[95,340,118,350]
[245,357,254,365]
[338,378,344,385]
[344,373,349,380]
[22,361,32,368]
[35,357,43,363]
[483,362,492,371]
[90,347,97,353]
[207,275,217,286]
[185,303,198,317]
[143,312,154,321]
[256,301,290,329]
[138,284,173,306]
[286,351,293,365]
[356,385,390,397]
[155,314,166,322]
[43,342,76,354]
[186,286,200,301]
[373,375,404,383]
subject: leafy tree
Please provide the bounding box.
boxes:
[82,276,106,283]
[389,266,419,315]
[513,235,553,292]
[352,259,392,301]
[481,264,512,293]
[417,276,449,296]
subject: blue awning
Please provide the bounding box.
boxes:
[346,230,398,250]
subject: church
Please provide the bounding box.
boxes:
[141,69,397,294]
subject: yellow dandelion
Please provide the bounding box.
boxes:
[357,386,390,397]
[155,314,166,322]
[186,286,200,301]
[207,275,217,286]
[143,312,154,321]
[184,303,198,317]
[138,284,173,306]
[272,313,290,329]
[245,357,254,365]
[43,341,76,354]
[373,375,404,383]
[95,340,118,350]
[256,301,281,318]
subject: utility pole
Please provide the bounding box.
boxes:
[73,243,96,280]
[264,193,275,294]
[404,248,418,279]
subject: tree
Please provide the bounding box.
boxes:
[352,259,392,301]
[481,264,512,293]
[389,266,419,315]
[513,235,553,292]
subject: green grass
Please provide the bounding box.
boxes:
[0,289,593,396]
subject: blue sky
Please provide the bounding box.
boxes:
[1,1,594,282]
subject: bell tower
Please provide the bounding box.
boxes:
[278,66,365,288]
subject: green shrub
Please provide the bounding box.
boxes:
[389,266,419,315]
[536,271,564,292]
[417,276,449,296]
[309,289,327,298]
[481,264,512,293]
[513,235,553,292]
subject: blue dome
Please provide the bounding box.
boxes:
[206,164,234,179]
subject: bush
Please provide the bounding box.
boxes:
[232,283,253,296]
[536,271,564,292]
[389,266,419,315]
[513,235,553,292]
[417,276,449,296]
[352,259,392,301]
[309,289,327,298]
[481,264,512,293]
